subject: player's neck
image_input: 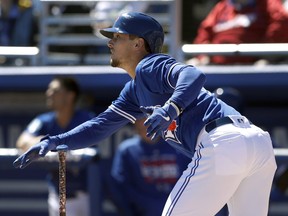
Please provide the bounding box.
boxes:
[56,106,75,128]
[122,52,148,79]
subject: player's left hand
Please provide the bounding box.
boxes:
[140,102,179,140]
[13,135,57,169]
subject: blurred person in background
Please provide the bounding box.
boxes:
[16,76,95,216]
[0,0,38,65]
[110,118,191,216]
[187,0,288,66]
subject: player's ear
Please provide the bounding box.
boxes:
[135,38,145,49]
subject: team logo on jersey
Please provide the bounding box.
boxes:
[163,120,181,144]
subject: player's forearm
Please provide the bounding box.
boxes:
[51,110,129,150]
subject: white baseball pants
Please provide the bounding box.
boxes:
[162,115,277,216]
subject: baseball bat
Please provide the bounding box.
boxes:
[57,145,68,216]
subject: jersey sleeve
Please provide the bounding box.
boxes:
[25,118,43,135]
[137,54,206,111]
[109,81,144,124]
[167,63,206,110]
[25,113,50,136]
[54,81,144,150]
[55,108,130,150]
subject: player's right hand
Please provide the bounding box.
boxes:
[140,102,178,140]
[13,135,57,169]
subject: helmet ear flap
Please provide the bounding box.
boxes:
[151,32,164,53]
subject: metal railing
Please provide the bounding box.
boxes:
[39,0,182,65]
[0,148,100,216]
[180,43,288,62]
[0,46,39,66]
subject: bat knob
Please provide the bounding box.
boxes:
[56,144,68,152]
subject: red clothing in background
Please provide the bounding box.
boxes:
[193,0,288,64]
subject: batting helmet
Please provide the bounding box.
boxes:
[100,12,164,53]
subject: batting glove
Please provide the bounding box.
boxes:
[13,135,58,169]
[140,101,181,140]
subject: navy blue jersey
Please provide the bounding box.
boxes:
[57,54,240,157]
[110,136,190,216]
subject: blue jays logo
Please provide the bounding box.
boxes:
[163,120,181,144]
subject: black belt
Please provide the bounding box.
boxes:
[205,116,233,133]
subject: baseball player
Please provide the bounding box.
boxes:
[16,76,95,216]
[14,12,277,215]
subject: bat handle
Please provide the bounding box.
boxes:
[57,144,68,216]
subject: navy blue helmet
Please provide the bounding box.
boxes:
[100,12,164,53]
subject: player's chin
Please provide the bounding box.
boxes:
[110,59,120,67]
